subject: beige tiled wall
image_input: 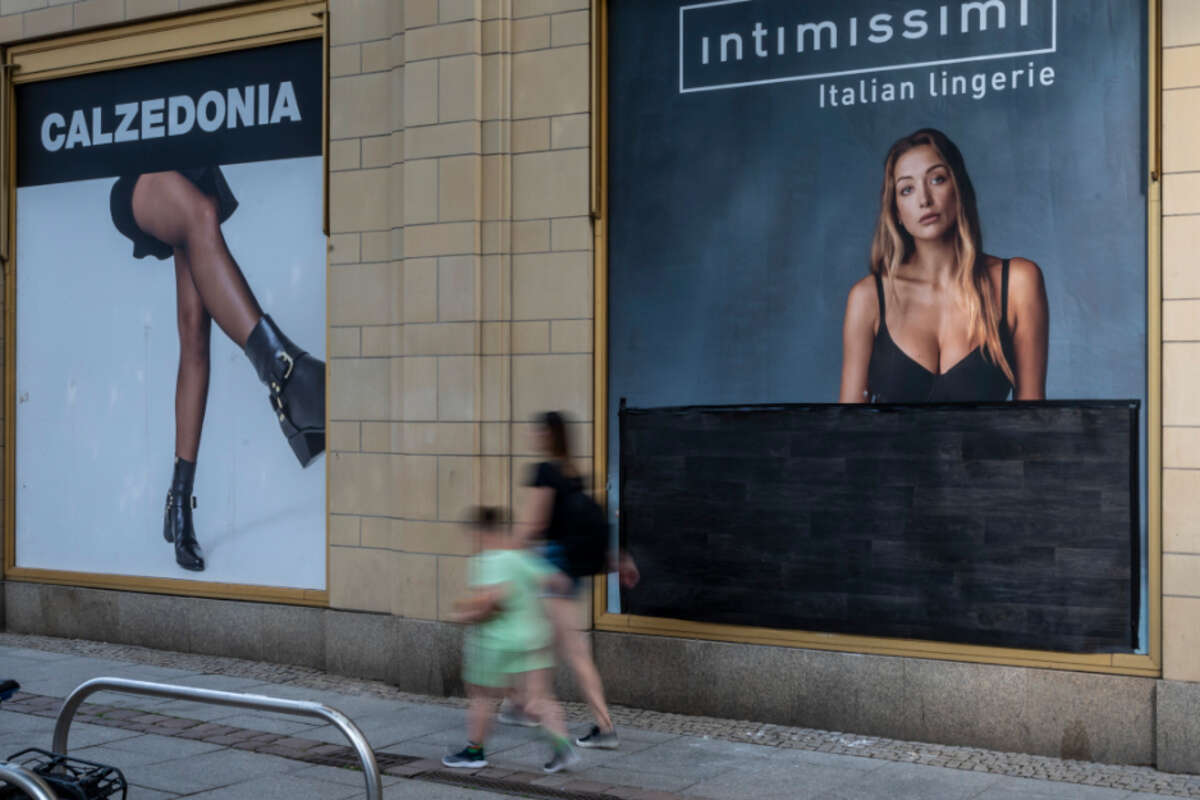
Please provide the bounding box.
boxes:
[1162,0,1200,682]
[7,0,1195,682]
[324,0,593,620]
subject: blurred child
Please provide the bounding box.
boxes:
[443,506,580,773]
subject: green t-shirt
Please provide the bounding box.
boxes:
[467,548,555,653]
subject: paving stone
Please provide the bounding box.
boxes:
[564,778,617,793]
[2,633,1200,799]
[118,747,301,794]
[821,761,1004,799]
[179,773,365,800]
[288,762,405,788]
[569,765,699,794]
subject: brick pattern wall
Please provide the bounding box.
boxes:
[0,0,237,40]
[324,0,593,620]
[4,0,1196,681]
[1161,0,1200,683]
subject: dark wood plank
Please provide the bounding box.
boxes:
[618,402,1139,653]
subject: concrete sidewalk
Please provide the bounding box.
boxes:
[0,633,1195,799]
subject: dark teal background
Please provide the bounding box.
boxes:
[604,0,1149,642]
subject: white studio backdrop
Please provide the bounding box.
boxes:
[15,156,326,589]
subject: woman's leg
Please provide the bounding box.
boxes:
[130,171,262,347]
[172,249,211,462]
[162,248,210,572]
[521,666,578,772]
[545,596,614,732]
[132,170,325,467]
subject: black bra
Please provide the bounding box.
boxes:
[866,260,1015,403]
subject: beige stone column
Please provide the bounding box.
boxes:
[327,0,593,622]
[1161,0,1200,682]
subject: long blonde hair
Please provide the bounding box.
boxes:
[869,128,1013,384]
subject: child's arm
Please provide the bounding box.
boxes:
[449,584,507,623]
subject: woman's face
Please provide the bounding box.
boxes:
[892,144,957,242]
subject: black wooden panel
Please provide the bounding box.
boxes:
[618,402,1139,653]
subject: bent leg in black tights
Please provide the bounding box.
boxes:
[131,171,263,348]
[131,169,325,471]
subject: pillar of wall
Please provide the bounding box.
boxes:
[1161,0,1200,684]
[1157,0,1200,774]
[325,0,593,624]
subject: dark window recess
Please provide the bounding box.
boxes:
[618,401,1139,654]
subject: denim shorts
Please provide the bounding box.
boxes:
[538,542,583,599]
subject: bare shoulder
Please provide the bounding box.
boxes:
[987,256,1044,294]
[1006,257,1045,293]
[846,273,878,310]
[844,274,879,326]
[999,257,1048,324]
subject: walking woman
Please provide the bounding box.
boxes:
[839,128,1049,403]
[110,167,325,572]
[513,411,638,749]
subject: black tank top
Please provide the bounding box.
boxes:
[866,259,1015,403]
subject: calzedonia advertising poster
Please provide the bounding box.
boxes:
[13,39,327,589]
[606,0,1148,630]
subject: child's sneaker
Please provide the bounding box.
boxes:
[442,744,487,768]
[575,725,619,749]
[543,745,581,773]
[498,698,539,727]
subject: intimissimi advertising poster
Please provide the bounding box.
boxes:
[606,1,1148,637]
[14,40,327,589]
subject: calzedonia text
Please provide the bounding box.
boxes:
[39,81,302,153]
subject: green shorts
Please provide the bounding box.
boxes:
[463,639,554,688]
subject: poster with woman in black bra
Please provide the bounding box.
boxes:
[12,40,327,589]
[606,0,1144,434]
[838,128,1050,404]
[604,0,1148,621]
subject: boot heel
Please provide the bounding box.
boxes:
[288,429,325,467]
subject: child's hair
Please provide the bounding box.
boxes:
[470,505,505,531]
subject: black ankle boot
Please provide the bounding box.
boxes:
[244,315,325,467]
[163,457,204,572]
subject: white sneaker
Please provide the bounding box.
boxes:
[575,725,620,749]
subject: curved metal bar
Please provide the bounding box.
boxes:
[52,677,381,800]
[0,762,57,800]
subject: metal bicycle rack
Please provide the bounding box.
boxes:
[52,677,382,800]
[0,762,57,800]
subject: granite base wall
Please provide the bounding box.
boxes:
[5,581,1196,772]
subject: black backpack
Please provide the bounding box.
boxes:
[559,486,611,577]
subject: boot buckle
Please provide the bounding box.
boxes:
[276,351,294,380]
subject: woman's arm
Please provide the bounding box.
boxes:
[514,485,555,546]
[839,277,879,403]
[1007,258,1049,400]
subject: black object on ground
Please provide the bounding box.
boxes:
[0,748,127,800]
